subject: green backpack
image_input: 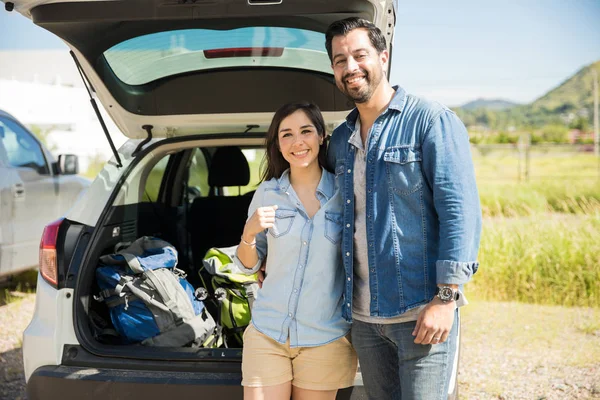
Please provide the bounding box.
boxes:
[200,247,258,347]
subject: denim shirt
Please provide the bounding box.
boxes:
[326,86,482,322]
[236,169,350,347]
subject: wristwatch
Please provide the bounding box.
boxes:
[435,286,460,303]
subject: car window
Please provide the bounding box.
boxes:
[187,148,210,201]
[238,148,264,196]
[104,27,329,85]
[143,155,171,202]
[0,117,49,174]
[186,147,264,199]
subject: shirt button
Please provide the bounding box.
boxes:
[346,252,350,257]
[299,265,303,269]
[369,243,373,247]
[303,241,307,245]
[371,268,375,273]
[289,313,293,317]
[347,277,351,281]
[372,295,377,300]
[346,199,351,204]
[294,289,298,293]
[368,189,372,193]
[347,169,352,173]
[346,224,350,228]
[347,303,350,307]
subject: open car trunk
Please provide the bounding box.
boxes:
[11,0,396,139]
[71,135,267,360]
[60,136,358,399]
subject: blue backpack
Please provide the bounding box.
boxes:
[95,236,218,347]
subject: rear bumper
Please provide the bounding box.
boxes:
[27,365,243,399]
[27,365,364,400]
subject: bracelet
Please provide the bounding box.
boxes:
[240,235,256,246]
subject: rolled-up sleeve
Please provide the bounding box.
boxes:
[421,110,482,285]
[234,184,268,275]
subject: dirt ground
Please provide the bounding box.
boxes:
[1,291,599,400]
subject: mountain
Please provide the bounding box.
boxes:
[456,59,599,129]
[460,98,520,111]
[530,60,600,115]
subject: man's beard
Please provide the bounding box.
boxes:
[337,68,383,104]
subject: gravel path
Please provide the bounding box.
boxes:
[0,292,34,400]
[1,292,599,399]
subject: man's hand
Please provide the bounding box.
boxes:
[412,297,456,345]
[257,260,266,288]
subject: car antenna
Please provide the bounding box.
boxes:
[245,124,260,133]
[69,51,123,168]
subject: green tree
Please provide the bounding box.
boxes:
[540,124,569,143]
[570,116,590,132]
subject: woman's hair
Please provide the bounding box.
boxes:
[261,101,328,182]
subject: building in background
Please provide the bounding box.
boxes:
[0,50,127,175]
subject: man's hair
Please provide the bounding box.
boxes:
[325,17,387,62]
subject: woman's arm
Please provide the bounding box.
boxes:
[237,204,277,269]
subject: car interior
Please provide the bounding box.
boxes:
[78,138,266,355]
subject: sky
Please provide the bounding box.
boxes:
[1,0,599,106]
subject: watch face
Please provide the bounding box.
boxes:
[439,287,454,301]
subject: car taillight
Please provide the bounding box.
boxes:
[39,218,63,288]
[203,47,284,59]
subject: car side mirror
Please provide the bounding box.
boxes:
[57,154,79,175]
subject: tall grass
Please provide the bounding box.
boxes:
[469,215,600,307]
[478,180,600,217]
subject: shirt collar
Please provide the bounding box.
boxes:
[344,85,407,131]
[347,119,363,150]
[276,168,334,202]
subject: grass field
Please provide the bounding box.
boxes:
[84,147,600,308]
[470,214,600,307]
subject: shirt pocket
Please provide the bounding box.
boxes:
[383,146,423,196]
[324,211,343,245]
[268,208,296,238]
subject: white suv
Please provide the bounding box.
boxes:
[3,1,463,399]
[0,108,89,281]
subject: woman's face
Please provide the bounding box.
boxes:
[277,110,322,171]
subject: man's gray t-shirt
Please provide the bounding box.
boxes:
[349,121,423,324]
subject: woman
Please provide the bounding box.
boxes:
[236,102,357,400]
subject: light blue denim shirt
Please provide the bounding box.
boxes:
[236,169,350,347]
[327,86,482,322]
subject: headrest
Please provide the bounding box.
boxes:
[208,146,250,187]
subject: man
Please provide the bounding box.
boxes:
[325,17,482,400]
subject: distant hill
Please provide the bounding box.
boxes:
[460,98,519,111]
[530,60,600,115]
[456,59,599,129]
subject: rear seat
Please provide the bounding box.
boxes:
[190,146,253,268]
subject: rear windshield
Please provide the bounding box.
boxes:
[104,27,330,85]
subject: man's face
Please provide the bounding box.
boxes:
[330,28,388,104]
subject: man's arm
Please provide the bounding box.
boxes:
[422,109,482,285]
[413,109,482,345]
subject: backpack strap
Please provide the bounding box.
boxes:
[143,268,185,325]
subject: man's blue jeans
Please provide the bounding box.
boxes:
[351,310,459,400]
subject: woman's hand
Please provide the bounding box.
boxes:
[238,205,277,270]
[242,205,278,242]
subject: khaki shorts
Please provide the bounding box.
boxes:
[241,323,358,390]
